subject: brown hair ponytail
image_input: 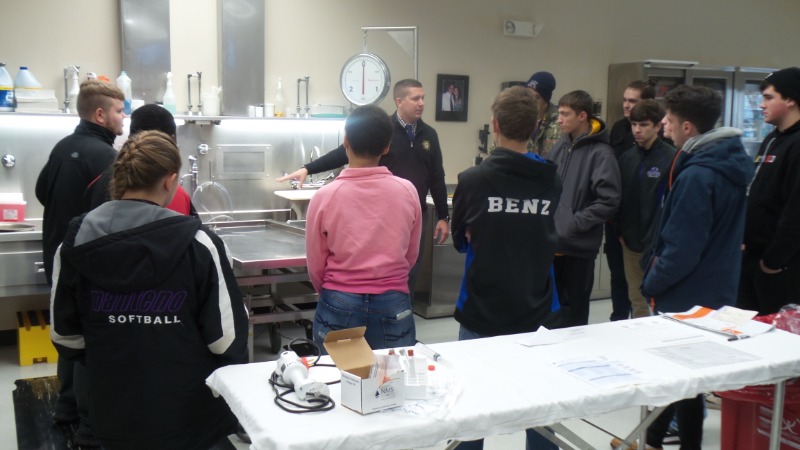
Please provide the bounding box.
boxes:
[111,130,181,200]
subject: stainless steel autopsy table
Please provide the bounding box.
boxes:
[211,220,315,359]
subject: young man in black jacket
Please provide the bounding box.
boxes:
[607,80,656,321]
[617,100,675,319]
[35,80,125,447]
[451,86,562,450]
[739,67,800,314]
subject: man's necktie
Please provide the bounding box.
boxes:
[405,124,414,146]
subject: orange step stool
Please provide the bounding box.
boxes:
[17,310,59,366]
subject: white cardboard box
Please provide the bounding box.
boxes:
[323,327,405,414]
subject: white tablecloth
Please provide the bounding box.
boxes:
[206,318,800,450]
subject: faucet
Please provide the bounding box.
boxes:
[180,155,198,195]
[196,71,203,115]
[187,73,195,115]
[283,172,300,190]
[306,153,316,185]
[63,65,80,113]
[296,76,310,118]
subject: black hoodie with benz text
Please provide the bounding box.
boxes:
[452,149,562,336]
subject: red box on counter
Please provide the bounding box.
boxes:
[1,202,26,222]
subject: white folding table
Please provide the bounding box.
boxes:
[207,318,800,450]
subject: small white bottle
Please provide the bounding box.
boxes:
[274,77,285,117]
[162,72,177,114]
[116,70,132,114]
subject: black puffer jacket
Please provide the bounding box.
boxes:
[35,120,117,284]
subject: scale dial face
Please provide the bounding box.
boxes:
[340,53,391,106]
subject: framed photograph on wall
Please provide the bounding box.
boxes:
[436,74,469,122]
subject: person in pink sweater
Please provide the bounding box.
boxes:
[306,105,422,350]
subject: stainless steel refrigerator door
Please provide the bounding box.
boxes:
[687,68,735,128]
[607,62,685,127]
[734,69,776,157]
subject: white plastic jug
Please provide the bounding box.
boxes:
[14,67,42,89]
[116,70,132,114]
[0,63,14,112]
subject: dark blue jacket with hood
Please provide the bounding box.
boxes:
[642,128,754,312]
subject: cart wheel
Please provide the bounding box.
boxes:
[269,324,281,354]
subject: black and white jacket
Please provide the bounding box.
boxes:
[50,199,248,450]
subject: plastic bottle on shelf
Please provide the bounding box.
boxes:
[0,63,14,112]
[14,66,42,89]
[274,77,285,117]
[162,72,176,114]
[116,70,132,114]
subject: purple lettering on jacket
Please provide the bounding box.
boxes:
[90,289,189,313]
[138,290,157,311]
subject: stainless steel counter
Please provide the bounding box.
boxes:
[413,189,462,318]
[211,219,315,357]
[0,225,48,298]
[213,220,306,271]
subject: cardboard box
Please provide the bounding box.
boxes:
[323,327,405,414]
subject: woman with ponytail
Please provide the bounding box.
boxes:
[50,130,248,450]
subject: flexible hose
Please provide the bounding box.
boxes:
[193,181,235,217]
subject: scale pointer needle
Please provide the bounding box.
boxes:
[361,61,366,95]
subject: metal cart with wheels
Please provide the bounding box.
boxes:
[212,220,317,360]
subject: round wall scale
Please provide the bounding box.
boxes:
[340,53,391,106]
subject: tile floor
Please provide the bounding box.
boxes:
[1,299,723,449]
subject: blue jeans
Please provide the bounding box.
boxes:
[456,326,558,450]
[313,289,415,351]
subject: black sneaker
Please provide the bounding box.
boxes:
[663,427,680,446]
[235,422,251,444]
[52,410,79,424]
[705,392,722,410]
[73,432,102,448]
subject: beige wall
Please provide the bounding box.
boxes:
[2,0,799,181]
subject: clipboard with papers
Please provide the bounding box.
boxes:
[662,305,775,341]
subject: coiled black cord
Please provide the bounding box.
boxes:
[269,338,339,414]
